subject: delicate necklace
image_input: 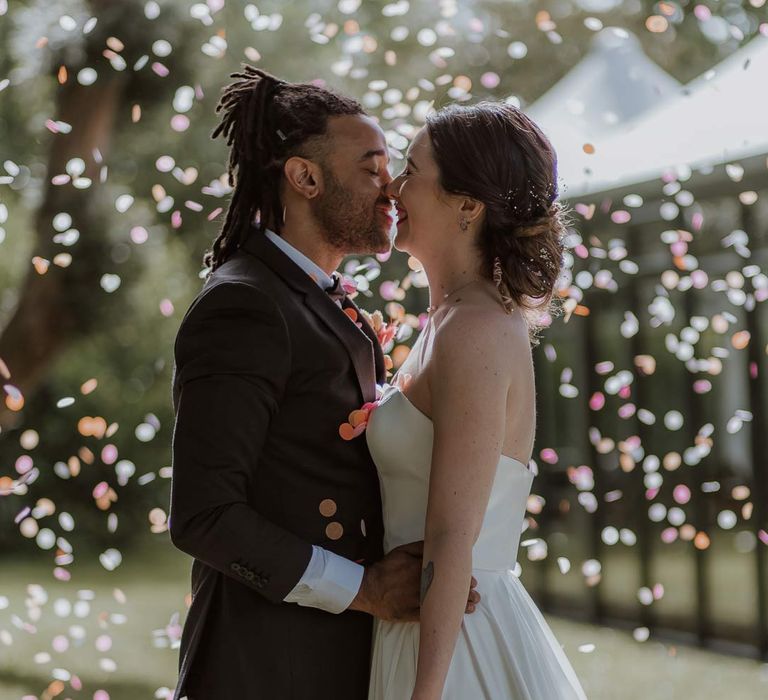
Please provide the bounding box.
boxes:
[426,278,484,314]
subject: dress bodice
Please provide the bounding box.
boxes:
[366,385,535,571]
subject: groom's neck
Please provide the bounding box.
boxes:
[279,222,343,278]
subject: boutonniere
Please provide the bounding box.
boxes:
[359,309,399,377]
[337,300,400,378]
[360,309,398,349]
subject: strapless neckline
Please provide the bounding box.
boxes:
[377,385,532,474]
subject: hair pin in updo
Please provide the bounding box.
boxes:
[501,187,522,214]
[538,246,557,271]
[276,128,287,141]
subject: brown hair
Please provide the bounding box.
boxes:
[426,101,568,345]
[206,66,365,272]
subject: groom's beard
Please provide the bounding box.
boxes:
[313,167,391,254]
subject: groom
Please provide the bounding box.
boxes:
[169,68,478,700]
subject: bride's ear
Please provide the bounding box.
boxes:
[458,197,485,226]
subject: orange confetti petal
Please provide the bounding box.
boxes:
[77,416,107,438]
[732,330,750,350]
[339,421,366,440]
[32,256,50,275]
[694,531,710,550]
[67,456,81,477]
[6,393,24,411]
[349,409,369,428]
[106,36,125,52]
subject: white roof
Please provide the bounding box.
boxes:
[526,27,681,197]
[557,35,768,198]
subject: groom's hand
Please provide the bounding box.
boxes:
[348,541,480,621]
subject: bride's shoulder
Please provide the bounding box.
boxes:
[433,300,529,369]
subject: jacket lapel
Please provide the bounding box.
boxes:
[305,292,377,404]
[242,228,378,404]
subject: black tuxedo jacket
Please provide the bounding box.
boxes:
[169,228,386,699]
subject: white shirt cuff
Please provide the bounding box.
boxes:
[283,545,364,614]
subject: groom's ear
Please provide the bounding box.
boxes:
[458,196,485,225]
[284,157,322,200]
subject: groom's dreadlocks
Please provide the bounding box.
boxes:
[205,65,365,272]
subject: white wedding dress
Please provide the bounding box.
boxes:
[366,384,587,700]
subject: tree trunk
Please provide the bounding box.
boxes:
[0,68,126,429]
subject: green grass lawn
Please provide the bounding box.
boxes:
[522,528,763,631]
[0,538,188,698]
[1,539,767,699]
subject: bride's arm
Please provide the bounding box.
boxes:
[411,310,522,700]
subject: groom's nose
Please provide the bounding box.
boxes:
[379,166,394,190]
[384,176,402,200]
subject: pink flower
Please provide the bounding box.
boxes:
[340,275,358,296]
[360,309,399,350]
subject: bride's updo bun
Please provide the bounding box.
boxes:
[425,102,567,345]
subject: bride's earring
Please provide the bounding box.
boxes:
[459,217,469,232]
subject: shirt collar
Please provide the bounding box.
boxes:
[263,228,335,290]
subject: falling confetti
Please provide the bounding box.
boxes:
[0,1,766,697]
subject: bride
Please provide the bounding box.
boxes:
[365,102,587,699]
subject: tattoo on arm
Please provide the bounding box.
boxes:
[420,560,434,604]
